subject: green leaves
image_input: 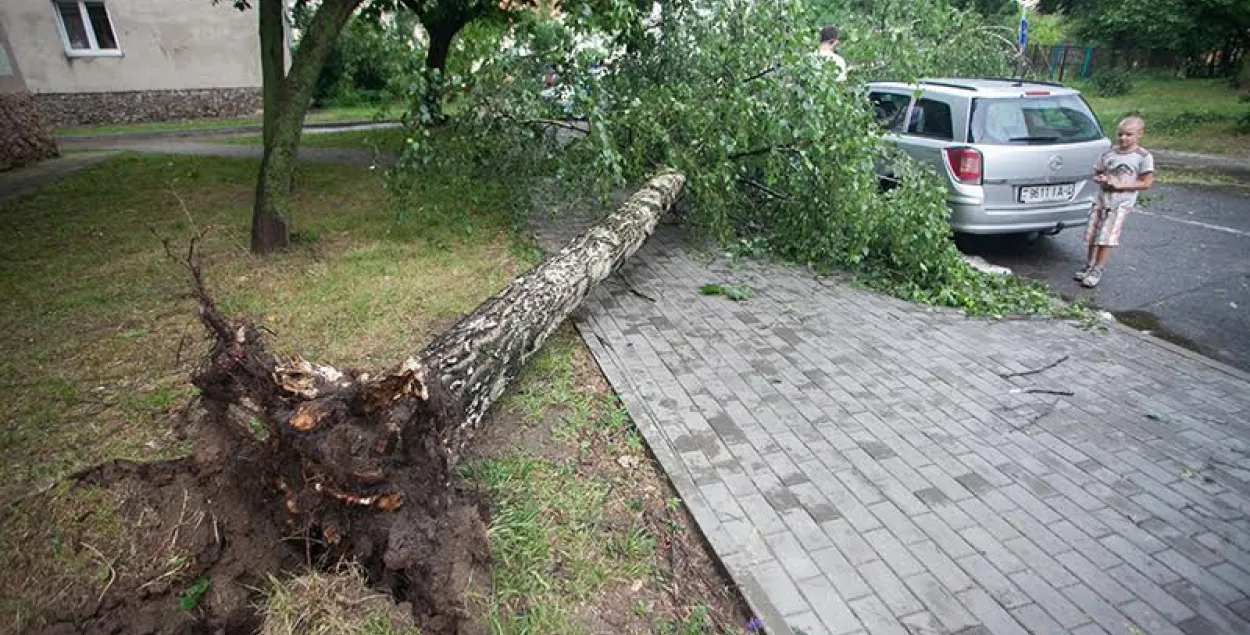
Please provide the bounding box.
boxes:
[724,286,751,302]
[700,284,751,301]
[178,578,210,612]
[1092,71,1134,97]
[392,0,1066,318]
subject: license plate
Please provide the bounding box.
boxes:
[1019,183,1075,203]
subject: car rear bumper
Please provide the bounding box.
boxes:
[948,196,1092,235]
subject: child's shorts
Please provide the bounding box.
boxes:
[1085,204,1131,247]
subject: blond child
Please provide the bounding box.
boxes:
[1075,116,1155,288]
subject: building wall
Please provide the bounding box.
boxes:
[0,16,28,93]
[35,87,263,127]
[0,21,58,172]
[0,0,269,127]
[1,0,263,94]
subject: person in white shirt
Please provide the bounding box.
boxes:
[816,25,848,82]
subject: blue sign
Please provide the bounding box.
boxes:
[1019,17,1028,48]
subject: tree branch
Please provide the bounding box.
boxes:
[998,355,1069,379]
[520,118,590,132]
[728,144,801,160]
[742,64,778,83]
[737,177,791,200]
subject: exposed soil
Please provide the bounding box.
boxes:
[32,452,293,635]
[28,400,488,635]
[24,268,492,635]
[24,323,747,635]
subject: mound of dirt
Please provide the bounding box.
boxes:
[30,410,489,635]
[33,449,292,635]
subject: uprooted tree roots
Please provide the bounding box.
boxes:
[37,172,686,635]
[187,300,488,635]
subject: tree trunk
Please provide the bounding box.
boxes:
[417,171,685,456]
[424,22,456,75]
[192,172,685,628]
[251,0,363,254]
[419,20,461,122]
[259,0,284,151]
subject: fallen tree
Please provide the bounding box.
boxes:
[186,170,685,631]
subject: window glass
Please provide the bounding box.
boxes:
[58,2,90,50]
[869,92,911,132]
[906,98,954,140]
[86,3,118,50]
[970,95,1103,144]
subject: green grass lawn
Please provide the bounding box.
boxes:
[1077,77,1249,156]
[1156,167,1250,189]
[0,149,535,632]
[53,102,405,137]
[0,142,746,634]
[464,329,748,635]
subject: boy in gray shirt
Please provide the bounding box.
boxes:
[1075,116,1154,288]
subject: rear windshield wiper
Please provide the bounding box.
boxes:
[1008,136,1061,143]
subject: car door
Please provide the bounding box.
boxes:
[868,90,914,185]
[897,97,959,180]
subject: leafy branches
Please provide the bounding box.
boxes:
[397,0,1072,317]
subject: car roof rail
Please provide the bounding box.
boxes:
[978,76,1068,88]
[917,80,979,91]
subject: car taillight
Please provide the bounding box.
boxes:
[944,147,983,184]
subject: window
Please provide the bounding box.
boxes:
[55,1,120,56]
[868,92,911,132]
[969,95,1103,145]
[906,98,954,140]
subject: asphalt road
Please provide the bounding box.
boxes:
[958,183,1250,372]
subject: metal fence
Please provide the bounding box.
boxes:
[1020,44,1241,80]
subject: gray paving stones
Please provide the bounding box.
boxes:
[544,221,1250,635]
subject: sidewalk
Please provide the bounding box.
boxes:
[1,137,396,202]
[1153,149,1250,181]
[54,139,397,168]
[0,152,117,202]
[51,119,400,143]
[535,207,1250,634]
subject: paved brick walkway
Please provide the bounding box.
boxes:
[538,209,1250,635]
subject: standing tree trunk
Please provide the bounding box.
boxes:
[251,0,364,254]
[400,0,499,122]
[424,21,457,75]
[417,17,464,122]
[259,0,285,152]
[193,172,684,628]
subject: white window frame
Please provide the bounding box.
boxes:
[53,0,122,58]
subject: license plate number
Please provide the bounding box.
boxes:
[1019,183,1075,203]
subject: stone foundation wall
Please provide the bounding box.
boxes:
[36,87,263,128]
[0,91,59,172]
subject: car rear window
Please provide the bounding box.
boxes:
[969,95,1103,145]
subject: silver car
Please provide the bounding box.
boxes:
[868,78,1112,235]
